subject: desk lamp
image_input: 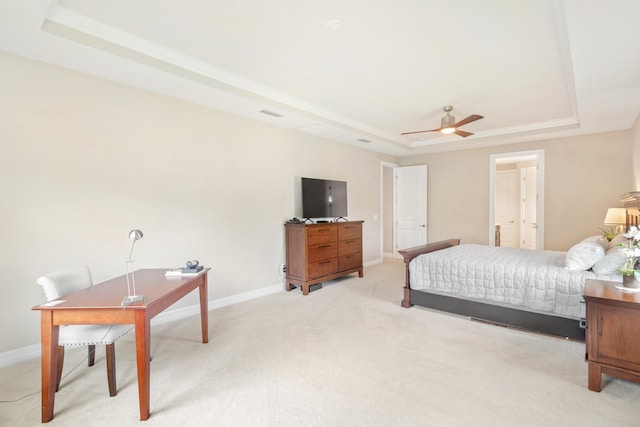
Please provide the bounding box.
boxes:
[122,229,144,306]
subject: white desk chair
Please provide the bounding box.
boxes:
[37,266,133,396]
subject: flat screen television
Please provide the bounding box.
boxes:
[301,177,347,219]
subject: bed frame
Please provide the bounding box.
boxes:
[398,239,587,341]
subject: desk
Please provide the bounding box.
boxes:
[32,268,209,422]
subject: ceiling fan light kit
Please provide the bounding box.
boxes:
[402,105,484,138]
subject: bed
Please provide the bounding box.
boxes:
[398,236,627,341]
[401,239,623,340]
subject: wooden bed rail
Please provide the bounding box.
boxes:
[397,239,460,308]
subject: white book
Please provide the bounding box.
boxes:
[165,268,201,277]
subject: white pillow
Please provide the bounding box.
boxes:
[565,238,606,271]
[608,233,628,250]
[592,248,627,274]
[582,235,609,249]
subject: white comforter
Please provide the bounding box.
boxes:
[409,244,622,318]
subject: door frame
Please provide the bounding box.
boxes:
[489,149,545,249]
[380,160,399,261]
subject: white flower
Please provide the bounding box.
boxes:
[619,227,640,273]
[622,247,640,257]
[623,226,639,240]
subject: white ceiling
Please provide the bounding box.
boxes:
[1,0,639,157]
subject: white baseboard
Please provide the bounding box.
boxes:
[0,282,285,368]
[364,258,383,267]
[2,261,381,368]
[0,344,41,368]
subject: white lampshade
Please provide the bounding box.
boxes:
[603,208,626,225]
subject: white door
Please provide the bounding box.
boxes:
[495,170,517,247]
[521,166,538,249]
[394,165,427,257]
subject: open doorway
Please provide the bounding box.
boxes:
[489,150,545,249]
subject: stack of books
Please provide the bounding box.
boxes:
[165,265,204,277]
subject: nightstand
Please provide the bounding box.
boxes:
[584,279,640,391]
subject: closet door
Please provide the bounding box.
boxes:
[521,166,538,249]
[495,170,517,247]
[394,165,427,256]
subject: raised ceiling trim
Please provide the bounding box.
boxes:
[42,4,410,152]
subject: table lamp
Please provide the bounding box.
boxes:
[603,208,626,234]
[122,229,144,306]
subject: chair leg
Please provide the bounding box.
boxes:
[88,345,96,366]
[55,346,65,392]
[105,343,117,397]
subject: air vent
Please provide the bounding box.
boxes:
[259,109,283,118]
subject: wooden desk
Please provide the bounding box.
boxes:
[584,279,640,391]
[32,268,209,422]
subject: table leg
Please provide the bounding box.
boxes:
[41,311,59,423]
[199,274,209,344]
[135,310,151,420]
[588,362,602,392]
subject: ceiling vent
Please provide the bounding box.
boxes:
[259,109,283,118]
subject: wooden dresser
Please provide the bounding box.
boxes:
[285,221,364,295]
[584,279,640,391]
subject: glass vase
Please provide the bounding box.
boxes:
[622,273,640,289]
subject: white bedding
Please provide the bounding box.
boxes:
[409,244,622,318]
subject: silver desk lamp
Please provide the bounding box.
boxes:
[122,229,144,306]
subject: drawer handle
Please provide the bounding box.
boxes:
[344,240,354,244]
[317,245,331,249]
[319,260,332,265]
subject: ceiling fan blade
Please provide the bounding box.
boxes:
[453,114,484,128]
[454,129,473,138]
[400,128,441,135]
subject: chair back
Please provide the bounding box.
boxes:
[37,266,93,301]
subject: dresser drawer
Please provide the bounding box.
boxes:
[308,242,338,262]
[338,238,361,256]
[308,258,338,279]
[339,253,362,271]
[338,223,361,240]
[308,226,337,245]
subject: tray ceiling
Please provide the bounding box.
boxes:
[1,0,639,156]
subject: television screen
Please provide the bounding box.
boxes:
[301,178,347,219]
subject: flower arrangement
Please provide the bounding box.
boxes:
[618,226,640,275]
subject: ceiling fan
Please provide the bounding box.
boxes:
[402,106,484,138]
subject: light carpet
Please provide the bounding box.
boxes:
[2,260,640,426]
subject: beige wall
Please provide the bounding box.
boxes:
[401,132,634,250]
[633,114,640,189]
[0,52,393,352]
[2,50,638,355]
